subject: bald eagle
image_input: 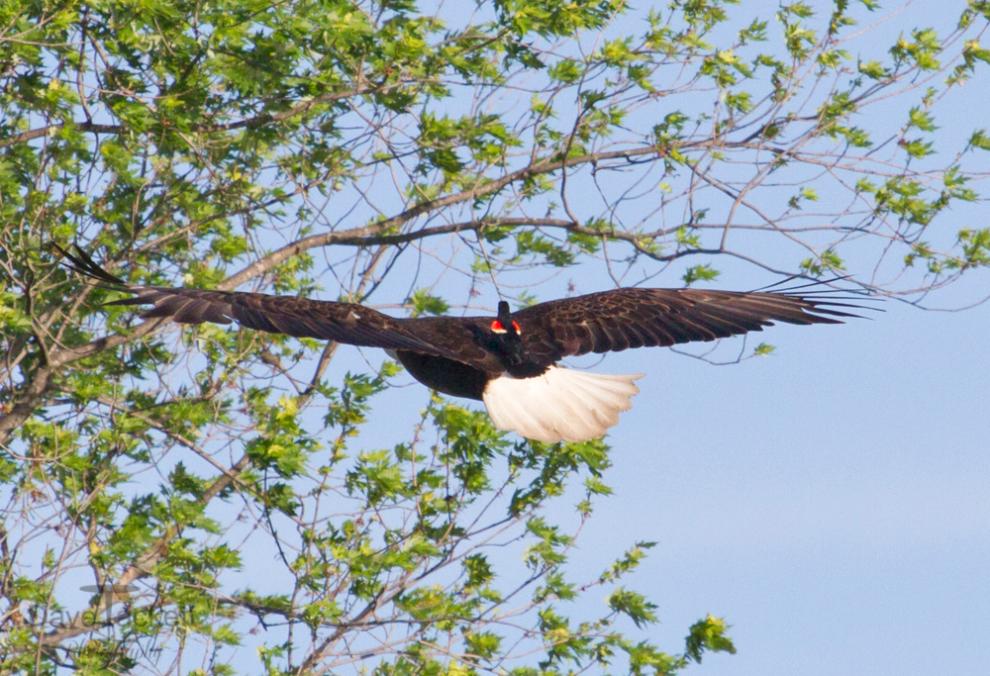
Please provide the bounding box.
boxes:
[59,245,865,443]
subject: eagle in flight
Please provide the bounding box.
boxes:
[60,245,864,443]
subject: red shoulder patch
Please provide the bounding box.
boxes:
[490,320,522,334]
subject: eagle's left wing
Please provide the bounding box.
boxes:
[512,286,865,367]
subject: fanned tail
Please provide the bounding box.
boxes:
[482,366,643,443]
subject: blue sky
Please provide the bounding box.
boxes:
[422,2,990,672]
[237,2,990,671]
[16,1,989,672]
[301,260,990,674]
[571,288,990,674]
[540,5,990,665]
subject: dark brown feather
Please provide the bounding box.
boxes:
[511,287,863,366]
[107,288,459,355]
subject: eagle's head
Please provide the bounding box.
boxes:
[489,300,525,366]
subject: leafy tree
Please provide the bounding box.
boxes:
[2,0,988,672]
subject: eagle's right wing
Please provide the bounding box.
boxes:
[58,245,448,355]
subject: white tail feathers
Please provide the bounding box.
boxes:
[482,366,643,443]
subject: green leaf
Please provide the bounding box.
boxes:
[858,59,887,79]
[685,614,737,662]
[682,264,720,286]
[968,129,990,150]
[608,588,658,628]
[408,289,450,317]
[753,342,776,357]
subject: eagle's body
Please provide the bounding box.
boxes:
[60,246,864,442]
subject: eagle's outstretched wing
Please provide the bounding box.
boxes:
[57,245,450,355]
[512,286,866,367]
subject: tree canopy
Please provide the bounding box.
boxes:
[2,0,989,673]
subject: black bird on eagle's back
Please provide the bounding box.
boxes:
[58,245,868,443]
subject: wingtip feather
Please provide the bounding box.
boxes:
[52,243,128,287]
